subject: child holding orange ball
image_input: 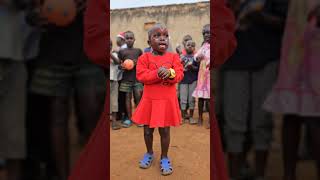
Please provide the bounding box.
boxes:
[118,31,143,128]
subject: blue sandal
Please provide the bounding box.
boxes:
[139,153,154,169]
[160,157,173,176]
[122,119,132,128]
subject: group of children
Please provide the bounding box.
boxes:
[109,24,211,131]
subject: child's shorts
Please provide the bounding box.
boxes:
[30,62,106,97]
[119,81,143,93]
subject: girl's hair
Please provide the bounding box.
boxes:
[125,30,134,37]
[147,23,168,40]
[182,35,193,47]
[183,34,192,41]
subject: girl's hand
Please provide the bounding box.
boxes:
[158,67,170,79]
[121,64,126,70]
[196,54,204,62]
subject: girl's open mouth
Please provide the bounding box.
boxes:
[159,43,167,49]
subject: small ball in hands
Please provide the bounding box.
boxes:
[157,67,170,79]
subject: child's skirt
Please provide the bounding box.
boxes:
[192,60,210,99]
[132,83,182,128]
[263,0,320,116]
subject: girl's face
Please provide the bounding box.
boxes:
[202,26,210,43]
[185,41,195,54]
[150,28,169,54]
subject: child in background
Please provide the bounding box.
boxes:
[110,39,121,130]
[144,39,152,53]
[176,35,193,112]
[192,24,211,127]
[176,34,193,56]
[132,23,184,176]
[263,1,320,179]
[115,32,127,52]
[114,32,128,123]
[223,0,288,179]
[179,40,199,124]
[118,31,143,128]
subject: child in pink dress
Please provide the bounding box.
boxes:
[192,24,211,127]
[263,0,320,179]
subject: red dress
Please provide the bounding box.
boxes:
[68,0,236,179]
[132,52,184,128]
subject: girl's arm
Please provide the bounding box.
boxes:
[166,54,184,84]
[212,0,237,69]
[84,0,108,69]
[136,55,163,85]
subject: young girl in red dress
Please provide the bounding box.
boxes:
[131,23,184,176]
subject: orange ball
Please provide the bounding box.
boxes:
[123,59,134,70]
[42,0,77,27]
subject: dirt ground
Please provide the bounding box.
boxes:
[110,118,210,180]
[0,111,318,180]
[109,112,318,180]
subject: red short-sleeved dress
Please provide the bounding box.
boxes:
[132,52,184,128]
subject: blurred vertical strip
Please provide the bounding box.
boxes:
[68,0,110,180]
[83,0,109,68]
[210,0,237,180]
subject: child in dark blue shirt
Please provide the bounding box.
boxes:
[179,40,199,124]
